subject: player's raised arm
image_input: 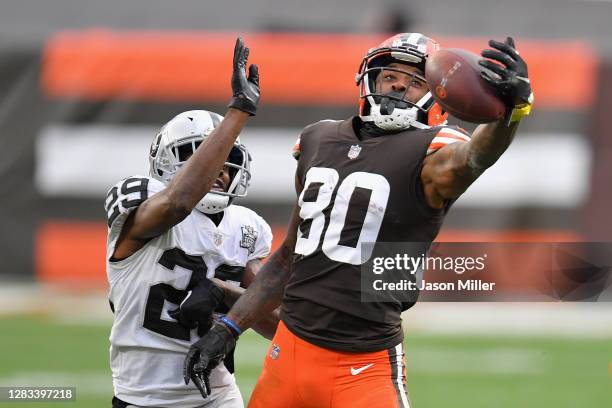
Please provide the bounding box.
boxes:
[420,37,533,209]
[112,38,260,259]
[164,259,281,341]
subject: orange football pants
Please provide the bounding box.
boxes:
[248,321,411,408]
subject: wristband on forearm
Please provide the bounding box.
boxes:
[507,90,534,125]
[509,103,532,123]
[220,316,242,338]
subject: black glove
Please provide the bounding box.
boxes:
[228,37,260,116]
[478,37,534,124]
[183,321,237,398]
[169,279,225,336]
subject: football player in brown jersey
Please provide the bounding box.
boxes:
[184,33,534,408]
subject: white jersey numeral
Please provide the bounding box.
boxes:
[295,167,390,265]
[323,172,389,264]
[295,167,339,256]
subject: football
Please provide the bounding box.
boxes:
[425,48,506,123]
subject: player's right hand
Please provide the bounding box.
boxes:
[168,278,225,336]
[227,37,260,116]
[183,321,237,398]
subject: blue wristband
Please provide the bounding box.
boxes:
[220,316,242,337]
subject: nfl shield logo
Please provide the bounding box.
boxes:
[213,232,223,247]
[348,145,362,160]
[270,344,281,360]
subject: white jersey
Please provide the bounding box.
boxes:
[105,176,272,408]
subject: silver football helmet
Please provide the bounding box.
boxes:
[149,110,251,214]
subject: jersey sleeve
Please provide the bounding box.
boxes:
[292,134,301,160]
[294,129,308,183]
[292,121,322,162]
[426,126,471,155]
[293,120,331,179]
[104,175,166,258]
[247,214,273,261]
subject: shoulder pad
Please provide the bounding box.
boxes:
[427,126,471,155]
[104,176,164,227]
[294,119,341,161]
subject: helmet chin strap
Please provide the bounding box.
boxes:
[379,96,395,115]
[379,92,410,115]
[361,92,432,131]
[196,160,248,214]
[196,193,231,214]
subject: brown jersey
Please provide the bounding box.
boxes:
[280,117,469,352]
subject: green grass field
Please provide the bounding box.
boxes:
[0,315,610,407]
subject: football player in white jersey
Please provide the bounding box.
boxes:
[104,38,277,408]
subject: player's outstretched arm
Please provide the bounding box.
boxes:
[221,175,303,332]
[421,37,533,208]
[223,203,300,330]
[214,283,280,341]
[184,188,302,398]
[112,38,260,259]
[166,257,279,339]
[212,259,281,341]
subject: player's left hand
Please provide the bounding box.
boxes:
[478,37,534,124]
[183,321,237,398]
[169,278,225,336]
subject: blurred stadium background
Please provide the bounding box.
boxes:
[0,0,611,407]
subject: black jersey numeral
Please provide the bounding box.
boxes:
[142,247,245,341]
[105,177,149,227]
[143,248,207,341]
[295,167,390,265]
[105,186,120,227]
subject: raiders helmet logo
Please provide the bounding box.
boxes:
[150,132,162,159]
[240,225,258,254]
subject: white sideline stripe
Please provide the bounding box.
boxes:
[410,347,543,374]
[403,302,612,338]
[35,125,590,207]
[395,343,410,408]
